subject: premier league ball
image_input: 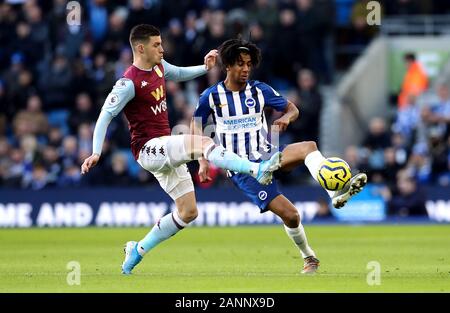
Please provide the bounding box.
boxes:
[317,157,351,191]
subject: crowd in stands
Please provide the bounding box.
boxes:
[1,0,450,196]
[343,52,450,216]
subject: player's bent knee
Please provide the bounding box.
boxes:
[178,206,198,223]
[304,141,317,153]
[284,210,300,228]
[202,136,214,149]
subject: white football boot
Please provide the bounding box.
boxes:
[332,173,368,209]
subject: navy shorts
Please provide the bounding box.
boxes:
[230,173,282,212]
[230,145,287,213]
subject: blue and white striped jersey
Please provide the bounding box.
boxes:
[194,80,287,161]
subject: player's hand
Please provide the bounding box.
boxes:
[81,154,100,175]
[198,158,212,183]
[204,49,218,71]
[272,116,290,132]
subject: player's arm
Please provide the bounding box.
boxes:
[258,82,299,132]
[273,100,299,132]
[162,50,218,82]
[81,78,135,174]
[190,91,214,182]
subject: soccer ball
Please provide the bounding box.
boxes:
[317,157,351,191]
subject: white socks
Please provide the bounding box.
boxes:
[304,150,335,198]
[284,224,315,259]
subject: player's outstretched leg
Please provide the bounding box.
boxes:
[122,192,197,275]
[280,141,367,208]
[188,135,281,185]
[268,195,320,274]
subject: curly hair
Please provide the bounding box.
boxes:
[217,38,261,72]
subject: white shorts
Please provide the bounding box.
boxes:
[137,135,194,200]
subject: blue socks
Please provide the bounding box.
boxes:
[205,145,259,177]
[137,211,187,256]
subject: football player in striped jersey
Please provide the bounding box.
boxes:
[192,38,367,273]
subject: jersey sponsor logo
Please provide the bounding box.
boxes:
[258,191,268,201]
[244,97,256,108]
[150,100,167,115]
[222,116,258,131]
[151,85,164,101]
[215,103,228,108]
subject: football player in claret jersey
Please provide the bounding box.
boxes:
[191,39,367,273]
[80,25,282,274]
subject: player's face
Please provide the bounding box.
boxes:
[143,36,164,65]
[227,53,252,84]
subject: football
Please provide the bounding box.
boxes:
[317,157,352,191]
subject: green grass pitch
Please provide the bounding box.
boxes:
[1,225,449,292]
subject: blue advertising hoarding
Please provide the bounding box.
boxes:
[0,185,449,227]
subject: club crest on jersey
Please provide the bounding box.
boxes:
[258,191,268,201]
[154,66,163,78]
[151,85,164,101]
[245,97,256,108]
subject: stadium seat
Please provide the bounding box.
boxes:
[47,109,70,136]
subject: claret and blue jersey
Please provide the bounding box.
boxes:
[194,80,288,162]
[194,80,289,211]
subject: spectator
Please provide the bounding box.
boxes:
[103,7,128,61]
[60,136,79,170]
[26,163,51,190]
[363,117,392,150]
[38,49,73,110]
[58,164,83,187]
[269,8,299,84]
[88,0,109,44]
[41,145,62,184]
[295,0,332,83]
[47,126,64,148]
[397,53,428,110]
[12,95,49,139]
[289,69,322,143]
[362,117,392,178]
[350,0,379,46]
[380,170,427,217]
[407,144,432,184]
[114,47,132,80]
[3,148,25,187]
[248,0,278,41]
[78,123,93,157]
[392,94,421,146]
[103,152,135,186]
[421,84,450,137]
[68,93,97,134]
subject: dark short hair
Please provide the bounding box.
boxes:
[218,38,261,71]
[129,24,160,47]
[404,53,416,62]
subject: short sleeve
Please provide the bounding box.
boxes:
[101,78,135,117]
[258,82,287,111]
[193,89,212,125]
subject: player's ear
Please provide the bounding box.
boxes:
[137,43,145,54]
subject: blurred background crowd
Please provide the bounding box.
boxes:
[0,0,449,218]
